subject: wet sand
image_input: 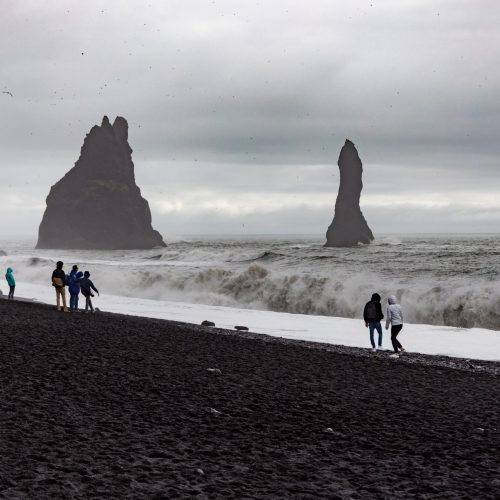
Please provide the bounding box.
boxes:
[0,299,499,498]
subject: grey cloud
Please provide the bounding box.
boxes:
[152,203,500,238]
[1,0,499,235]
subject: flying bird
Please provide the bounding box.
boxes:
[2,91,13,97]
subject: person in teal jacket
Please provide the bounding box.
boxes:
[5,267,15,299]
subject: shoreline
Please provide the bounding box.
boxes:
[3,295,500,375]
[1,298,499,498]
[6,283,500,363]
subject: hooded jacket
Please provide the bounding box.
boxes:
[363,293,384,322]
[386,295,403,328]
[69,271,84,295]
[5,268,15,287]
[80,272,99,298]
[69,269,78,286]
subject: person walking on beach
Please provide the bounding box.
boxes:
[385,295,405,357]
[69,271,83,312]
[80,271,99,313]
[363,293,384,351]
[52,261,68,312]
[5,267,15,299]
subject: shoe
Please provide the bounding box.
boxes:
[372,347,377,352]
[400,348,406,353]
[377,346,383,351]
[389,353,400,358]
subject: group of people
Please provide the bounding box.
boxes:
[51,261,99,313]
[6,262,407,357]
[363,293,405,357]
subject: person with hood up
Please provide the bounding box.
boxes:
[69,265,79,286]
[80,271,99,313]
[68,264,79,310]
[385,295,405,357]
[363,292,385,351]
[51,261,68,312]
[69,270,84,312]
[5,267,15,299]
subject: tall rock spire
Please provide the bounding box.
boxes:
[325,139,374,247]
[36,116,166,249]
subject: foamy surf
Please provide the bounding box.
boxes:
[14,282,500,362]
[1,235,500,330]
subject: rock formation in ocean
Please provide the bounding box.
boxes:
[325,139,374,247]
[36,116,166,250]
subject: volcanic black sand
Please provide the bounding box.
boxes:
[0,299,499,499]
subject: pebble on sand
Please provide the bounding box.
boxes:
[207,368,222,375]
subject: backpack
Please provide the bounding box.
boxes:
[365,301,378,321]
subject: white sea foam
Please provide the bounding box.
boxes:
[14,281,500,362]
[1,235,499,330]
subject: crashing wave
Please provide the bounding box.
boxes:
[116,264,500,330]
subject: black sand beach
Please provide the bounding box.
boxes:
[0,299,499,499]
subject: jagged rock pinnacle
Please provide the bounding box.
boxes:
[36,116,166,250]
[325,139,374,247]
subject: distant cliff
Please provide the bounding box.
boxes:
[36,116,166,250]
[325,140,373,247]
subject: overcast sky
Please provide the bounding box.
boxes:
[1,0,499,237]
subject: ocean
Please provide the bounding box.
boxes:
[1,234,499,331]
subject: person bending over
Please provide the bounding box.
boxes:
[385,295,405,357]
[363,292,384,351]
[80,271,99,313]
[5,267,15,299]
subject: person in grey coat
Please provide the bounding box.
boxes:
[385,295,405,356]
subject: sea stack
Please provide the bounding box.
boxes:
[36,116,166,249]
[325,139,374,247]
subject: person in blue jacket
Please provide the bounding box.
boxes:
[69,270,84,312]
[5,267,15,299]
[80,271,99,313]
[69,265,79,286]
[68,264,80,311]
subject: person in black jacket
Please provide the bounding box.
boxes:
[51,261,68,312]
[80,271,99,313]
[363,293,384,351]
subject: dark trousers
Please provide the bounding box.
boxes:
[8,285,15,299]
[391,324,403,353]
[70,293,79,311]
[85,295,94,312]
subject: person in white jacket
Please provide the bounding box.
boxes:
[385,295,405,357]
